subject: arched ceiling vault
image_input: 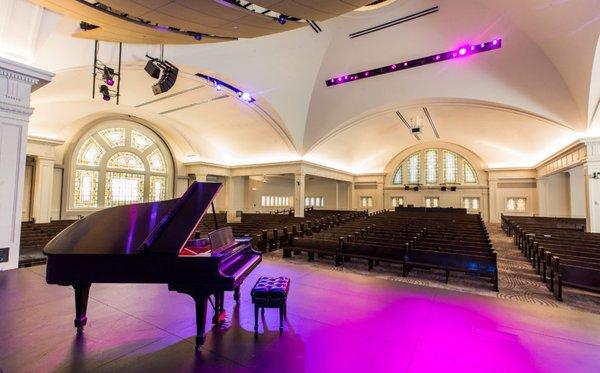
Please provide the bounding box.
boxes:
[6,0,599,175]
[304,99,580,173]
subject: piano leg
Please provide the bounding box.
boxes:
[234,287,240,303]
[73,284,90,333]
[172,288,210,351]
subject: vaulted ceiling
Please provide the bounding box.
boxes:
[3,0,599,173]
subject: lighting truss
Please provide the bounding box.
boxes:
[326,39,502,87]
[196,73,255,103]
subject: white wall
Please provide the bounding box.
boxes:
[567,166,586,218]
[246,177,294,213]
[545,172,571,217]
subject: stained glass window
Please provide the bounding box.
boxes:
[506,197,526,212]
[107,152,145,171]
[443,151,458,184]
[425,197,439,208]
[131,130,153,152]
[147,149,166,173]
[105,172,145,207]
[463,162,477,184]
[76,137,105,166]
[99,128,126,148]
[407,154,420,184]
[392,166,402,184]
[425,150,438,184]
[463,197,480,211]
[73,170,99,208]
[391,197,403,207]
[74,126,171,209]
[150,176,166,202]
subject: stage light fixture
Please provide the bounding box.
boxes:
[102,66,115,86]
[278,14,287,25]
[194,33,202,41]
[326,39,502,87]
[99,84,111,101]
[196,73,255,103]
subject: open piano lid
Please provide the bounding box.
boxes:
[43,182,222,256]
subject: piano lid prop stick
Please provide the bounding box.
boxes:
[211,202,219,230]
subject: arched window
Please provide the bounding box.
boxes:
[71,123,173,210]
[390,148,478,186]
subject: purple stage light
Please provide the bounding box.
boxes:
[196,72,256,103]
[106,78,114,86]
[325,39,502,87]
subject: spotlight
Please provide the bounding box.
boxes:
[278,14,287,25]
[144,59,161,79]
[458,47,467,56]
[241,92,252,102]
[102,66,115,86]
[99,84,111,101]
[193,33,202,41]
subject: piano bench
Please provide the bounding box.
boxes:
[251,276,290,332]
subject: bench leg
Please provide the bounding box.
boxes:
[282,249,291,258]
[368,259,374,271]
[554,274,563,301]
[445,270,449,284]
[308,252,315,262]
[254,304,259,332]
[279,306,284,331]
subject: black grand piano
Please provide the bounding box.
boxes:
[43,181,262,350]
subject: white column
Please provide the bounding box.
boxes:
[348,182,354,210]
[583,160,600,232]
[294,173,305,218]
[335,181,340,210]
[226,176,245,223]
[0,58,53,271]
[488,178,499,223]
[31,156,54,223]
[537,177,549,217]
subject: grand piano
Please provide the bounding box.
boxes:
[43,181,262,350]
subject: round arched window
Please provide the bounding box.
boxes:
[71,123,173,209]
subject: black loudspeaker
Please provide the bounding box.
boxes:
[441,186,447,191]
[144,60,161,79]
[404,185,410,191]
[152,63,178,95]
[413,186,419,191]
[450,186,457,191]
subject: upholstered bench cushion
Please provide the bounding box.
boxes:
[251,276,290,300]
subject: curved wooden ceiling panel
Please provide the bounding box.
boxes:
[31,0,234,44]
[252,0,373,21]
[99,0,304,38]
[32,0,368,44]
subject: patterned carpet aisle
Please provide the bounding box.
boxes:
[267,223,600,314]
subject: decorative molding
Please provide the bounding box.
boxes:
[27,135,65,146]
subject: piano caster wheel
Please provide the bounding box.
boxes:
[76,327,84,334]
[195,345,202,353]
